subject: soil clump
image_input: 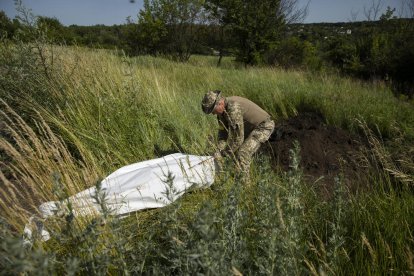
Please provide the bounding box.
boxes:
[261,112,367,198]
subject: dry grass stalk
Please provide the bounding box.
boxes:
[0,100,99,230]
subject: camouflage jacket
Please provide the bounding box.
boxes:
[216,96,271,155]
[217,100,244,155]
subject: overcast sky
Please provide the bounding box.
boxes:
[0,0,409,26]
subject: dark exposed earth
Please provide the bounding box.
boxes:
[260,112,367,198]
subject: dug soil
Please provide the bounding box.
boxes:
[260,112,367,199]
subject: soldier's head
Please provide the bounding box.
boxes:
[201,90,225,115]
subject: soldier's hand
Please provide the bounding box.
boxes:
[213,151,222,160]
[213,151,224,174]
[221,149,233,158]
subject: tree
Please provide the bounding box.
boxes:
[137,0,207,61]
[203,0,236,65]
[205,0,308,65]
[0,11,12,38]
[264,37,320,69]
[137,0,169,56]
[36,16,69,43]
[379,6,397,21]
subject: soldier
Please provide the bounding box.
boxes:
[201,90,275,181]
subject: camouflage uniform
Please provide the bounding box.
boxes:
[201,91,275,180]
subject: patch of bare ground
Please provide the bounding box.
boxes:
[261,112,368,199]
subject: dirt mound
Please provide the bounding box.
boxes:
[261,112,366,198]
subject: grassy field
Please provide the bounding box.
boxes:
[1,43,413,274]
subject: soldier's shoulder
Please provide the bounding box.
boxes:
[226,100,242,114]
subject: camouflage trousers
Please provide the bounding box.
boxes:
[235,118,275,180]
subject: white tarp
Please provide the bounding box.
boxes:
[24,153,215,243]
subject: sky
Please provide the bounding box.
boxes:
[0,0,408,26]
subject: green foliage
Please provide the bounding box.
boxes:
[0,181,131,275]
[0,218,57,275]
[325,37,360,74]
[51,181,129,275]
[136,0,168,56]
[36,16,68,44]
[309,18,414,98]
[0,11,15,39]
[380,6,397,21]
[206,0,285,65]
[120,146,311,274]
[137,0,207,61]
[5,0,412,98]
[264,37,322,70]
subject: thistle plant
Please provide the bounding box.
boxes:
[278,140,306,274]
[326,175,348,272]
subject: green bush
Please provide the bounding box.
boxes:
[264,37,322,70]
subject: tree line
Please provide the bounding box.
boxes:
[0,0,413,97]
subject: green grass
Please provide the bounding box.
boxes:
[0,43,413,274]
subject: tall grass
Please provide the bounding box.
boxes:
[1,33,413,274]
[0,101,100,229]
[4,42,413,160]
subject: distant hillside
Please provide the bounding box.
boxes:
[287,19,414,42]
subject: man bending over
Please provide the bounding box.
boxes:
[201,90,275,182]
